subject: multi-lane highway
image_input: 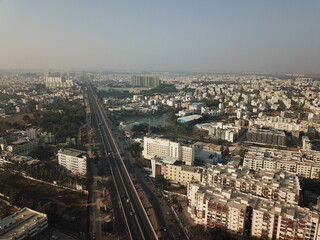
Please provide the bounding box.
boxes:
[87,82,158,240]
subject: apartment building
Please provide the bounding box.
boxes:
[243,147,320,179]
[251,200,320,240]
[188,181,320,240]
[202,164,300,204]
[58,148,87,175]
[6,139,35,155]
[143,137,195,165]
[131,75,160,88]
[0,207,48,240]
[196,122,243,143]
[246,128,286,146]
[163,162,202,186]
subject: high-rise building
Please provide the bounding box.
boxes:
[131,75,160,88]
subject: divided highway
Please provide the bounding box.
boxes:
[87,82,158,240]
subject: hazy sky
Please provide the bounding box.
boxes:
[0,0,319,73]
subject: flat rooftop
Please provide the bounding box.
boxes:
[0,207,47,239]
[59,148,86,158]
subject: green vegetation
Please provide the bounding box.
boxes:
[0,204,11,219]
[30,101,86,142]
[0,121,21,131]
[29,146,54,160]
[300,179,320,195]
[142,84,178,95]
[97,90,134,99]
[127,142,143,158]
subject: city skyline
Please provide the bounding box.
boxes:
[0,0,320,73]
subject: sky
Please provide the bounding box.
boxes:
[0,0,319,73]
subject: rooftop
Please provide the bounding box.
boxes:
[59,148,86,158]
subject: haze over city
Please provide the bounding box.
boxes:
[1,0,320,73]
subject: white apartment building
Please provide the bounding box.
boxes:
[243,147,320,179]
[143,137,195,165]
[202,164,300,204]
[188,181,320,240]
[6,139,35,156]
[0,207,48,240]
[58,148,87,175]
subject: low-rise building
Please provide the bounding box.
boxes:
[58,148,87,175]
[202,164,300,204]
[6,139,35,155]
[243,146,320,179]
[0,207,48,240]
[246,128,286,146]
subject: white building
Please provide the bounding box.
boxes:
[143,137,195,165]
[243,146,320,179]
[0,207,48,240]
[58,148,87,175]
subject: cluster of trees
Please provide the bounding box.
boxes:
[29,146,54,160]
[8,190,59,224]
[97,90,133,99]
[27,101,86,142]
[25,164,87,186]
[0,204,11,219]
[126,142,143,158]
[142,84,178,95]
[0,121,21,131]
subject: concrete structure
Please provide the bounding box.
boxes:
[193,142,222,164]
[202,164,300,204]
[0,207,48,240]
[143,137,195,165]
[177,114,202,123]
[246,128,286,146]
[45,77,74,88]
[6,139,35,155]
[131,75,160,88]
[163,162,202,186]
[243,146,320,179]
[58,148,87,175]
[188,181,320,240]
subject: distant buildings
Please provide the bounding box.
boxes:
[131,75,160,88]
[0,207,48,240]
[45,77,74,89]
[177,114,202,123]
[58,148,87,175]
[243,147,320,179]
[143,136,195,166]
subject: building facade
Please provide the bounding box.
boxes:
[0,207,48,240]
[143,137,195,165]
[58,148,87,175]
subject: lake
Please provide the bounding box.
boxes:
[123,113,167,127]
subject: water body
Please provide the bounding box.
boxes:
[123,113,167,127]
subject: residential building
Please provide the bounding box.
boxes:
[143,137,195,165]
[243,146,320,179]
[57,148,87,175]
[188,181,320,240]
[246,128,286,146]
[0,207,48,240]
[6,139,35,155]
[202,164,300,204]
[163,162,202,185]
[131,75,160,88]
